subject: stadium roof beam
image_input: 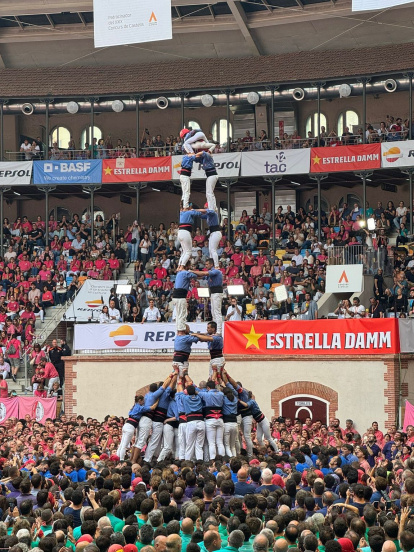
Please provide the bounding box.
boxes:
[226,0,261,56]
[14,16,24,29]
[295,0,304,8]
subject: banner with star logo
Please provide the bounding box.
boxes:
[310,144,381,173]
[102,157,172,183]
[223,319,399,355]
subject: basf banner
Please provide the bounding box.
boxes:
[0,162,32,185]
[310,144,381,173]
[241,149,310,176]
[223,319,400,356]
[352,0,413,11]
[33,160,102,185]
[64,279,128,322]
[94,0,172,48]
[326,265,364,294]
[381,141,414,168]
[172,153,241,180]
[102,157,172,183]
[74,322,209,351]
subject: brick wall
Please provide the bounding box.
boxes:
[271,381,338,420]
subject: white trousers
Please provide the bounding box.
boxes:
[117,422,136,461]
[173,297,188,331]
[224,421,238,457]
[209,356,225,379]
[158,424,179,461]
[257,416,279,451]
[178,422,187,460]
[180,174,191,209]
[143,421,164,462]
[183,132,216,154]
[205,418,225,459]
[172,360,189,378]
[209,231,222,269]
[210,291,223,334]
[206,174,219,210]
[185,420,205,460]
[135,416,152,449]
[178,229,192,267]
[241,415,253,457]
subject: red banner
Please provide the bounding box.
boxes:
[310,144,381,173]
[18,397,57,424]
[223,319,399,356]
[0,397,19,424]
[102,157,172,183]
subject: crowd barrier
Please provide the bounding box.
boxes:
[0,396,57,425]
[1,141,414,185]
[73,318,414,356]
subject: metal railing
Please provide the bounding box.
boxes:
[327,244,394,275]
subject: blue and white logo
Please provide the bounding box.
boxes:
[33,160,102,185]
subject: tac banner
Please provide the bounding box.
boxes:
[18,397,57,424]
[94,0,172,48]
[0,397,19,424]
[64,279,128,322]
[241,149,310,177]
[74,322,209,351]
[223,319,400,356]
[172,153,241,180]
[33,160,102,185]
[353,0,412,11]
[0,162,32,185]
[381,141,414,168]
[310,144,381,173]
[102,157,172,183]
[326,265,364,293]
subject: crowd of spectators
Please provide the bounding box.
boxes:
[0,414,410,552]
[106,199,414,324]
[0,212,128,384]
[19,114,412,161]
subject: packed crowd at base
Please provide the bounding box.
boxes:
[0,400,412,552]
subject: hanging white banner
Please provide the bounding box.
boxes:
[0,162,32,185]
[172,153,241,180]
[352,0,413,11]
[64,279,128,322]
[326,265,364,294]
[94,0,172,48]
[74,322,210,351]
[381,140,414,168]
[241,149,310,177]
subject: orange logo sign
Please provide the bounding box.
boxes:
[149,12,157,23]
[339,270,349,284]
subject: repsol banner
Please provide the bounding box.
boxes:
[223,319,400,356]
[74,322,209,350]
[172,153,241,180]
[64,279,128,322]
[0,162,32,185]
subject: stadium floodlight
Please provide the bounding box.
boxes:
[115,284,132,295]
[247,92,260,105]
[112,100,124,112]
[227,285,245,296]
[367,217,376,231]
[338,84,352,98]
[201,94,214,107]
[67,101,79,114]
[197,288,211,298]
[274,285,288,302]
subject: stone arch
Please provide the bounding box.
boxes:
[271,381,338,419]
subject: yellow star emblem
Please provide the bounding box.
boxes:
[104,166,112,175]
[312,154,321,165]
[243,324,263,350]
